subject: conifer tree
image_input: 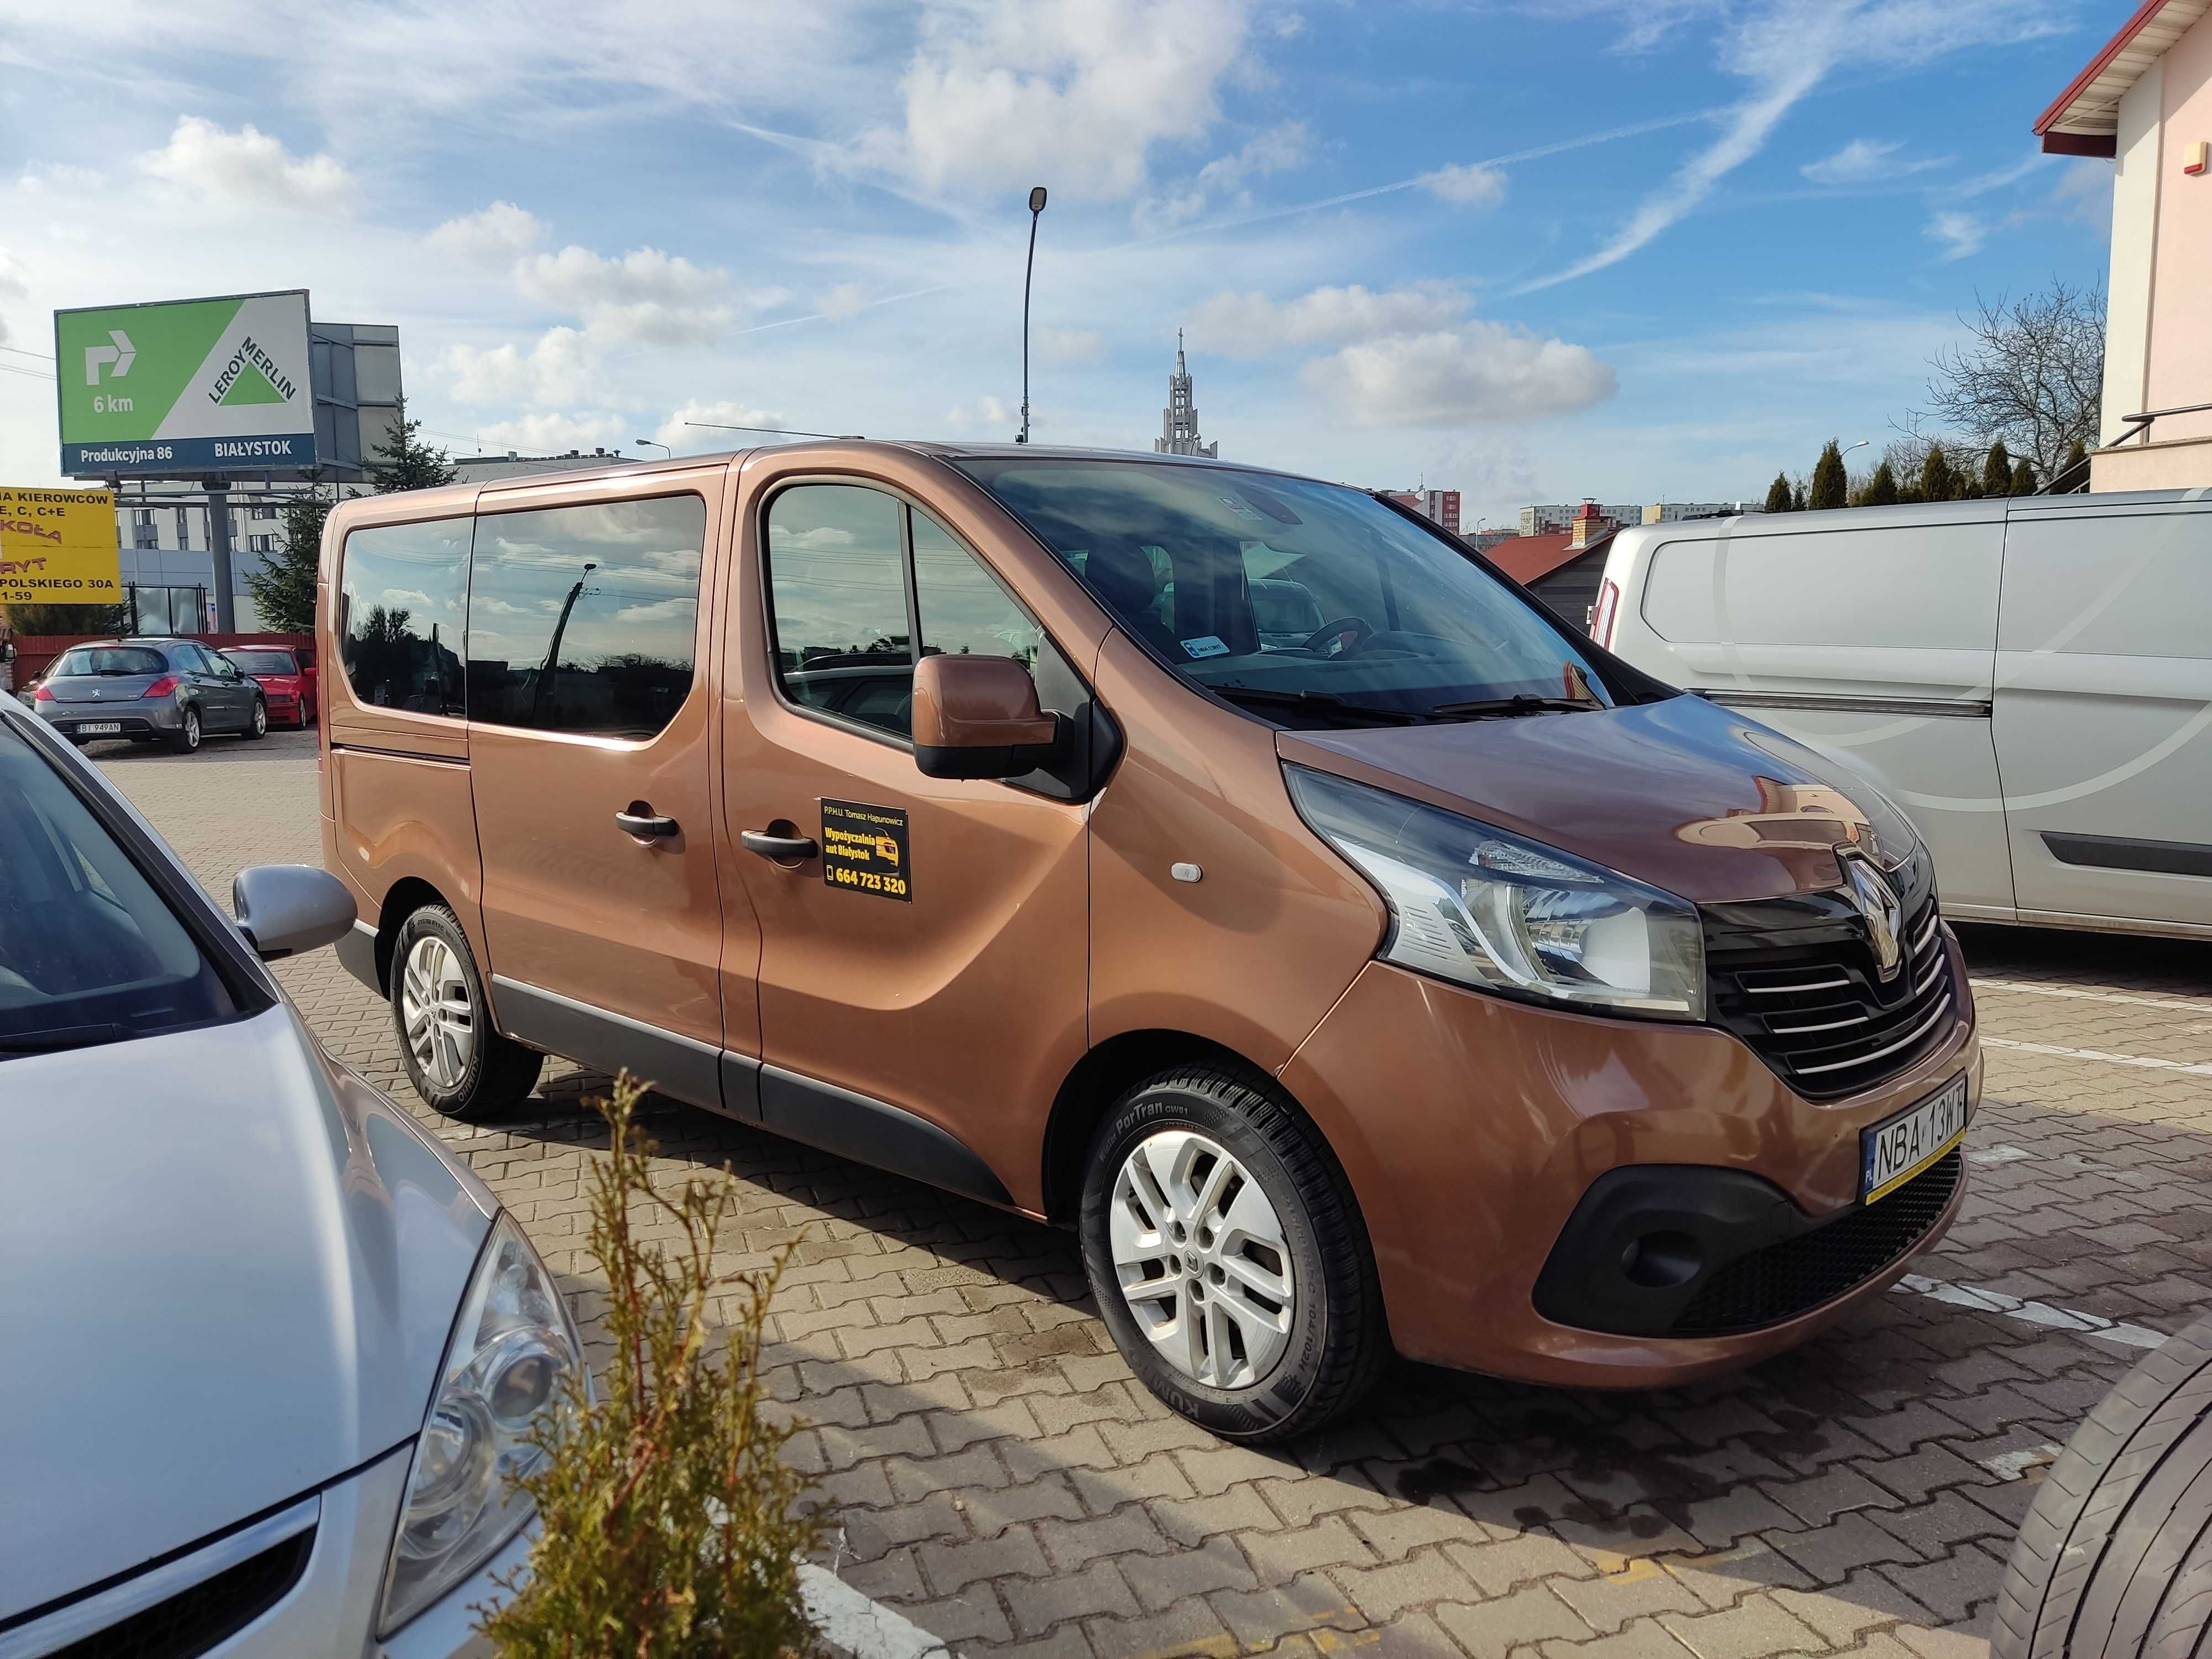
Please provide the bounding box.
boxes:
[369,401,459,493]
[1809,440,1849,511]
[1917,444,1958,503]
[1981,440,2013,497]
[1764,472,1793,513]
[1861,461,1900,507]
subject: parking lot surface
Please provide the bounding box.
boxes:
[102,729,2212,1658]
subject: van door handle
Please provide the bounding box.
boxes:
[615,807,680,839]
[741,830,819,860]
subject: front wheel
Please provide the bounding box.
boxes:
[167,707,202,754]
[242,696,267,739]
[389,905,544,1121]
[1078,1065,1387,1442]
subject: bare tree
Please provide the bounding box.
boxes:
[1918,279,2105,481]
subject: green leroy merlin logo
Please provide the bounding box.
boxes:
[55,293,314,456]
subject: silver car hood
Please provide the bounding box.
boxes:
[0,1006,495,1621]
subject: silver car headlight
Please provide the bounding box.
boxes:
[378,1212,585,1635]
[1286,764,1705,1020]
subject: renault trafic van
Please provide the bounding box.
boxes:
[1594,490,2212,940]
[321,444,1979,1439]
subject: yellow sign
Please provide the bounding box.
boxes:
[0,487,121,606]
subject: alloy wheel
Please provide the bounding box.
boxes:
[401,935,476,1089]
[252,700,267,736]
[1108,1129,1295,1390]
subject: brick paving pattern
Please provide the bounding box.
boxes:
[98,730,2212,1658]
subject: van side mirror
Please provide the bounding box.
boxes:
[233,864,357,961]
[912,655,1062,780]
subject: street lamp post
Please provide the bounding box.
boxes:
[1018,185,1047,445]
[634,439,671,458]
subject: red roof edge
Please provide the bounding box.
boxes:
[2033,0,2170,137]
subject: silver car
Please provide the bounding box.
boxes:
[31,637,269,753]
[0,692,583,1655]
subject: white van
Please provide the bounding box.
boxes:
[1593,488,2212,938]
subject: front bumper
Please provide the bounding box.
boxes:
[1277,932,1980,1388]
[6,1443,529,1657]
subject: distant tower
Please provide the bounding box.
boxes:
[1155,330,1218,457]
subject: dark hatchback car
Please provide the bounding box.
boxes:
[32,639,269,753]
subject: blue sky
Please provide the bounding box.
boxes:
[0,0,2112,521]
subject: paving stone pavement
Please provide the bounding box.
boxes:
[95,730,2212,1658]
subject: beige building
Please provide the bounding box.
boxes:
[2038,0,2212,488]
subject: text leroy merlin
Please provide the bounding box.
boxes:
[208,336,298,406]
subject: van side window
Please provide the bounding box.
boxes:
[466,495,705,740]
[765,486,912,738]
[338,519,469,716]
[912,510,1043,672]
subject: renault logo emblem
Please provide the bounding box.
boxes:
[1840,851,1903,980]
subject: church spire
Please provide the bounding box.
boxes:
[1155,330,1218,458]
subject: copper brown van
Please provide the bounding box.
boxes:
[321,442,1978,1440]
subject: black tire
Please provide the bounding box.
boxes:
[1995,1311,2212,1658]
[242,696,267,740]
[167,707,202,754]
[388,904,544,1122]
[1078,1065,1387,1442]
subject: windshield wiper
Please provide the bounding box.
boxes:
[0,1022,127,1057]
[1211,686,1425,726]
[1427,695,1605,720]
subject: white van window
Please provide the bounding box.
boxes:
[1640,527,2000,651]
[1999,509,2212,659]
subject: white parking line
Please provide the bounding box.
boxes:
[1973,978,2212,1016]
[1893,1272,2169,1350]
[800,1564,955,1659]
[1981,1036,2212,1078]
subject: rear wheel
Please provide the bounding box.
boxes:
[242,696,267,740]
[1994,1311,2212,1657]
[1078,1065,1387,1442]
[167,707,202,754]
[389,904,543,1121]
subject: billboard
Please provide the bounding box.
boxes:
[0,487,121,606]
[55,291,317,477]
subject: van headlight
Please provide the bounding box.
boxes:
[1286,764,1705,1020]
[378,1213,585,1635]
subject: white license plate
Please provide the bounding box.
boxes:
[1861,1072,1970,1203]
[75,722,122,735]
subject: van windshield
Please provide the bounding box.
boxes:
[956,457,1614,726]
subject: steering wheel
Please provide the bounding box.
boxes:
[1303,617,1374,659]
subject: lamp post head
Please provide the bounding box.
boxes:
[1029,186,1048,213]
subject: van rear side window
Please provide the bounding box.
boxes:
[465,495,705,740]
[339,519,469,716]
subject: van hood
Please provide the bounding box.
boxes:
[0,1006,494,1621]
[1277,692,1912,904]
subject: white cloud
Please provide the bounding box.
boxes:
[614,596,698,624]
[945,395,1011,432]
[514,244,737,347]
[137,116,353,210]
[1522,0,2069,291]
[1418,163,1507,207]
[1188,283,1471,357]
[818,282,868,321]
[429,200,544,260]
[1925,210,1985,260]
[441,326,601,406]
[1036,327,1104,365]
[1303,324,1618,427]
[2052,158,2112,232]
[862,0,1255,198]
[1801,137,1949,185]
[654,399,784,450]
[1140,121,1311,229]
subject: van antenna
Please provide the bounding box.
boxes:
[1018,185,1048,445]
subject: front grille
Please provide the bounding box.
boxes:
[45,1530,312,1659]
[1705,859,1958,1101]
[1671,1149,1961,1337]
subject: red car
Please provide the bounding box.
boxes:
[221,646,320,728]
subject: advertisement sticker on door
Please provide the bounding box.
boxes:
[820,799,911,901]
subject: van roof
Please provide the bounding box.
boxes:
[1603,487,2210,555]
